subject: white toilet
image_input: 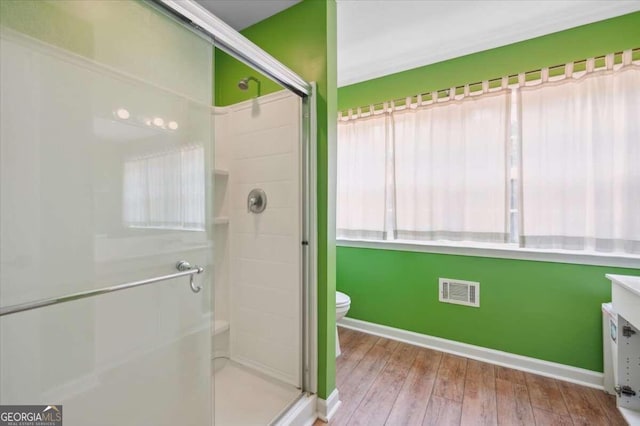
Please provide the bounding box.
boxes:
[336,291,351,357]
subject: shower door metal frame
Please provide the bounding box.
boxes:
[301,83,318,395]
[152,0,311,98]
[150,0,318,395]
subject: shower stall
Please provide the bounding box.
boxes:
[0,1,316,425]
[212,88,308,425]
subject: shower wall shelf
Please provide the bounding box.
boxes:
[214,217,229,225]
[214,169,229,177]
[212,319,230,337]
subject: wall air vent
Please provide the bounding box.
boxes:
[439,278,480,307]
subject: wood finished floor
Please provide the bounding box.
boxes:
[315,327,626,426]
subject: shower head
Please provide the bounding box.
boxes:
[237,76,261,96]
[238,78,250,90]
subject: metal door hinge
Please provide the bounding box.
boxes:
[623,325,637,337]
[615,385,637,397]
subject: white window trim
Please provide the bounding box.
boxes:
[336,238,640,269]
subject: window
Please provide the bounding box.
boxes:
[337,113,388,239]
[337,56,639,256]
[123,144,205,231]
[519,68,639,253]
[393,92,509,244]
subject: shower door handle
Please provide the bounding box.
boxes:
[0,261,205,317]
[176,261,204,293]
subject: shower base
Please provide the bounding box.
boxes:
[213,359,301,425]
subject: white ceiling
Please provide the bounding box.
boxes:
[337,0,640,87]
[194,0,640,88]
[196,0,301,30]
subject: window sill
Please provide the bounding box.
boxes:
[336,238,640,269]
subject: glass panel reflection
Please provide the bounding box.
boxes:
[0,2,213,425]
[124,145,205,231]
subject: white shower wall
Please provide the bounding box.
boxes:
[215,91,302,386]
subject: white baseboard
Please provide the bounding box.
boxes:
[316,389,342,422]
[339,317,604,390]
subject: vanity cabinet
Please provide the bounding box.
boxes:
[607,274,640,425]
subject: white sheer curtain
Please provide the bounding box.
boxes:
[336,50,638,255]
[520,67,640,254]
[394,93,509,242]
[337,114,388,239]
[123,144,205,230]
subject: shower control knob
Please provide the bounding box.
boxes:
[247,189,267,213]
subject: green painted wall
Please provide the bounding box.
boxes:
[214,0,337,398]
[338,248,639,371]
[337,11,640,373]
[339,11,640,110]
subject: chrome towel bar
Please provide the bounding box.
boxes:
[0,260,204,317]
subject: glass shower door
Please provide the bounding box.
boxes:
[0,1,214,424]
